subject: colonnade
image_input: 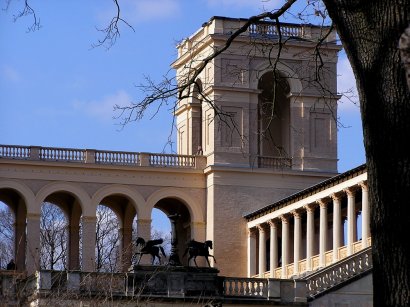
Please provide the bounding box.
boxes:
[247,181,370,278]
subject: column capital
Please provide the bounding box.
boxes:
[316,198,330,208]
[257,223,267,233]
[291,209,303,218]
[267,219,279,228]
[280,214,290,223]
[344,186,358,196]
[331,192,343,201]
[358,181,368,191]
[26,213,41,220]
[81,216,97,223]
[303,203,317,213]
[247,227,257,237]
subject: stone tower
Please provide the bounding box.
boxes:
[174,16,342,276]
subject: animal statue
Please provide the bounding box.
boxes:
[183,240,216,267]
[132,237,166,265]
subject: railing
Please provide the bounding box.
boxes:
[0,145,30,159]
[149,153,196,168]
[223,277,267,297]
[0,144,203,169]
[257,156,292,169]
[96,150,139,165]
[305,246,372,297]
[256,238,372,280]
[40,147,85,162]
[249,22,302,37]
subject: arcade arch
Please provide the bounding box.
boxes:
[0,184,30,272]
[39,191,83,270]
[95,193,137,271]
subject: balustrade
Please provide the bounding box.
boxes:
[95,150,139,165]
[0,144,202,169]
[249,23,303,37]
[40,147,85,162]
[0,145,30,159]
[149,153,196,168]
[223,277,268,297]
[305,247,372,297]
[258,156,292,169]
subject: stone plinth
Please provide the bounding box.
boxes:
[129,265,221,298]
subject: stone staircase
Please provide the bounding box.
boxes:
[303,246,372,299]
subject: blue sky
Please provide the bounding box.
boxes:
[0,0,364,228]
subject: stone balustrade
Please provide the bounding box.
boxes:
[0,144,205,170]
[305,246,372,297]
[1,269,307,304]
[257,156,292,169]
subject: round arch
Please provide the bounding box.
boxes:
[91,184,145,218]
[0,180,35,213]
[250,61,303,94]
[144,188,204,223]
[35,182,90,216]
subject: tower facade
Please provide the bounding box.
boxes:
[173,17,342,276]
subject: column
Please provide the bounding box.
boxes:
[268,220,278,278]
[318,199,328,268]
[136,218,152,241]
[247,228,257,277]
[332,193,342,262]
[281,215,289,279]
[26,213,41,275]
[292,210,302,275]
[15,201,27,272]
[68,224,80,270]
[119,226,133,271]
[258,224,266,277]
[81,216,96,272]
[345,187,356,255]
[360,181,370,248]
[304,204,316,272]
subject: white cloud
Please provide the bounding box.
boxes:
[1,65,21,83]
[72,90,132,121]
[337,56,360,112]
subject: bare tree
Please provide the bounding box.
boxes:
[40,203,68,270]
[95,205,120,272]
[0,205,14,269]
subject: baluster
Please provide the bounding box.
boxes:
[232,280,238,295]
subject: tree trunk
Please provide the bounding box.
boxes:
[323,0,410,305]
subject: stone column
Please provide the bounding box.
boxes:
[360,181,370,248]
[68,224,80,270]
[318,199,328,268]
[258,224,266,277]
[292,210,302,276]
[281,215,289,279]
[137,218,152,241]
[304,204,316,272]
[167,214,182,266]
[268,220,278,278]
[26,213,41,275]
[345,187,357,255]
[15,201,27,272]
[81,216,96,272]
[332,193,342,262]
[247,228,257,277]
[119,226,133,271]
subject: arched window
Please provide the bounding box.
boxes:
[258,71,291,157]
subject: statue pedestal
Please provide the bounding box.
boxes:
[128,265,221,298]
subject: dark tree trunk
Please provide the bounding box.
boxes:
[322,0,410,305]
